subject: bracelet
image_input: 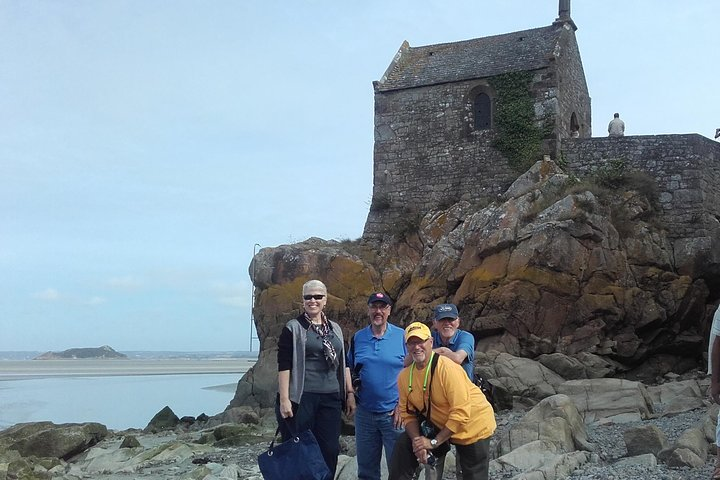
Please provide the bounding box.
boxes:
[347,391,355,396]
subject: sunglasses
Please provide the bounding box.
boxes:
[303,294,325,301]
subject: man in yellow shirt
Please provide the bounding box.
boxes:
[388,322,496,480]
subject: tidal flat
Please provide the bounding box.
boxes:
[0,358,255,381]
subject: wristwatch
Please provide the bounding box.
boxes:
[430,438,438,448]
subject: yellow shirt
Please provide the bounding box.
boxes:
[398,354,496,445]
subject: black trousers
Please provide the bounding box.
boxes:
[274,392,343,477]
[388,431,491,480]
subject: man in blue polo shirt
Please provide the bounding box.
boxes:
[431,303,477,479]
[347,292,407,480]
[432,303,475,380]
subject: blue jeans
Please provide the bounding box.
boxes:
[355,403,403,480]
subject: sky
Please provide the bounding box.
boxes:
[1,1,717,353]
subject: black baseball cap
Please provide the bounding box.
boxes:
[367,292,392,306]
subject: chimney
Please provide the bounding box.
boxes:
[554,0,577,31]
[558,0,570,20]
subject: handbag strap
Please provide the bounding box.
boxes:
[268,418,300,452]
[283,417,300,438]
[267,426,281,452]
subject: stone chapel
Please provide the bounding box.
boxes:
[363,1,720,278]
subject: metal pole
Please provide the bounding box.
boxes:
[250,243,261,352]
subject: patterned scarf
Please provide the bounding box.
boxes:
[305,312,338,369]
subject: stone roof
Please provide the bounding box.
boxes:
[375,24,569,92]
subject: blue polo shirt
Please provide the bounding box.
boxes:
[347,323,406,412]
[432,329,475,379]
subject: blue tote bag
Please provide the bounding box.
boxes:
[257,423,331,480]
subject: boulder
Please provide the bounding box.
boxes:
[83,441,215,474]
[556,379,654,423]
[537,353,588,379]
[119,435,141,449]
[573,352,622,378]
[662,396,706,416]
[659,447,705,468]
[486,353,566,406]
[180,416,196,426]
[623,424,668,457]
[216,406,260,425]
[229,347,278,408]
[496,394,592,456]
[5,457,55,480]
[0,421,108,460]
[505,451,592,480]
[145,406,180,433]
[674,427,708,461]
[702,403,719,443]
[613,453,657,468]
[645,379,703,409]
[495,439,559,471]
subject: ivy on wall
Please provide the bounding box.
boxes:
[489,72,546,172]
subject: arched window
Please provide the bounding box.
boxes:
[473,93,492,130]
[570,112,580,137]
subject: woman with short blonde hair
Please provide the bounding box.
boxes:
[275,279,355,476]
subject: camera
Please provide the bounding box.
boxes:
[426,453,437,468]
[351,363,363,393]
[420,419,437,439]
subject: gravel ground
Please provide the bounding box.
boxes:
[563,407,716,480]
[96,404,719,479]
[488,407,718,480]
[397,406,718,480]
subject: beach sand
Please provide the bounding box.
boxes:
[0,358,257,381]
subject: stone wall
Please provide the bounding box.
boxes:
[365,67,575,238]
[562,135,720,238]
[365,130,720,274]
[365,79,519,237]
[562,134,720,274]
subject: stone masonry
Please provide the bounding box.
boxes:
[562,134,720,274]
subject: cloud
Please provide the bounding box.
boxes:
[107,275,143,290]
[211,281,250,309]
[34,288,61,301]
[85,296,106,306]
[33,288,106,306]
[218,296,248,308]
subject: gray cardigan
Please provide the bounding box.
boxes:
[283,316,348,404]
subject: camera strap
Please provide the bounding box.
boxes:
[408,352,440,417]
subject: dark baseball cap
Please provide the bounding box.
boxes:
[367,292,392,305]
[433,303,459,320]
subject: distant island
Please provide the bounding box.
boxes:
[34,345,128,360]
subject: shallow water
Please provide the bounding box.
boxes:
[0,372,244,431]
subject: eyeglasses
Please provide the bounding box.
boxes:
[369,303,390,310]
[303,294,325,301]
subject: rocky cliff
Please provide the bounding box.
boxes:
[230,159,719,409]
